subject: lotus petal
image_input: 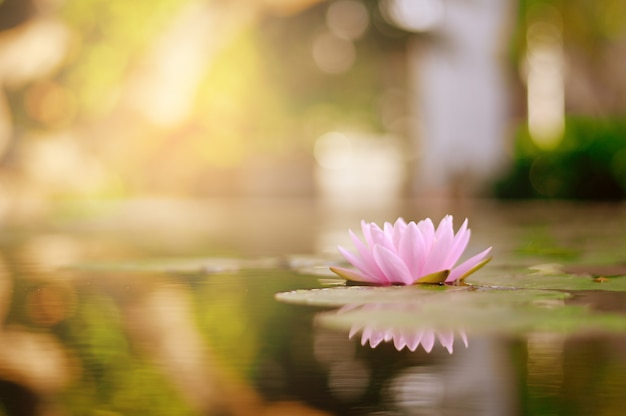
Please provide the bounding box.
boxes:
[331,216,491,285]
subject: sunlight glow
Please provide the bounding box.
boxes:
[127,2,256,127]
[0,18,70,87]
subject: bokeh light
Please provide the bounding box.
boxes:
[380,0,444,33]
[0,0,624,215]
[312,31,356,74]
[525,5,564,150]
[326,0,369,40]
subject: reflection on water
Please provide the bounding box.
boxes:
[340,303,468,353]
[1,201,626,414]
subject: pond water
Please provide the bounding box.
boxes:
[1,199,626,415]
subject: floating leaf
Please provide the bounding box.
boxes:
[458,256,492,281]
[316,299,626,337]
[466,271,626,292]
[563,264,626,277]
[278,284,626,337]
[416,270,450,284]
[275,285,566,307]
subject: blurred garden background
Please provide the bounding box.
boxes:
[1,0,626,221]
[2,2,626,414]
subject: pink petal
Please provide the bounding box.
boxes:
[330,266,382,284]
[361,220,375,247]
[446,247,493,282]
[399,222,426,279]
[338,246,371,275]
[363,328,385,348]
[444,218,471,267]
[370,224,394,250]
[349,230,385,277]
[437,330,455,354]
[392,334,406,351]
[435,216,454,241]
[349,326,362,339]
[420,331,435,353]
[392,218,408,248]
[394,217,408,232]
[373,245,413,285]
[421,216,455,276]
[383,221,394,241]
[402,331,424,352]
[459,331,469,348]
[349,230,373,261]
[416,218,435,248]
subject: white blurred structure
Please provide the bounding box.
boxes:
[384,0,513,196]
[313,131,405,206]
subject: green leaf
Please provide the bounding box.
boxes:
[459,256,493,282]
[416,270,450,284]
[466,270,626,291]
[316,299,626,336]
[275,285,471,307]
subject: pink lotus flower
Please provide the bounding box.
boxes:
[330,216,491,285]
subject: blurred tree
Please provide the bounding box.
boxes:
[513,0,626,115]
[495,0,626,199]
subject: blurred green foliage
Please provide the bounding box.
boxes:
[494,118,626,200]
[60,292,193,415]
[511,0,626,56]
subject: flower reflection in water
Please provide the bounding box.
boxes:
[352,326,468,354]
[336,303,469,354]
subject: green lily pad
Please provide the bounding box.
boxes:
[316,300,626,337]
[275,284,474,307]
[459,256,493,282]
[417,270,451,284]
[275,285,569,308]
[466,270,626,291]
[277,284,626,337]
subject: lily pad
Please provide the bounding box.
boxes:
[275,285,569,308]
[466,271,626,291]
[277,285,626,337]
[562,264,626,277]
[275,285,474,307]
[316,299,626,337]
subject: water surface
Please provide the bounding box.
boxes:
[1,199,626,415]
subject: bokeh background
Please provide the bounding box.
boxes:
[1,0,626,221]
[1,2,626,414]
